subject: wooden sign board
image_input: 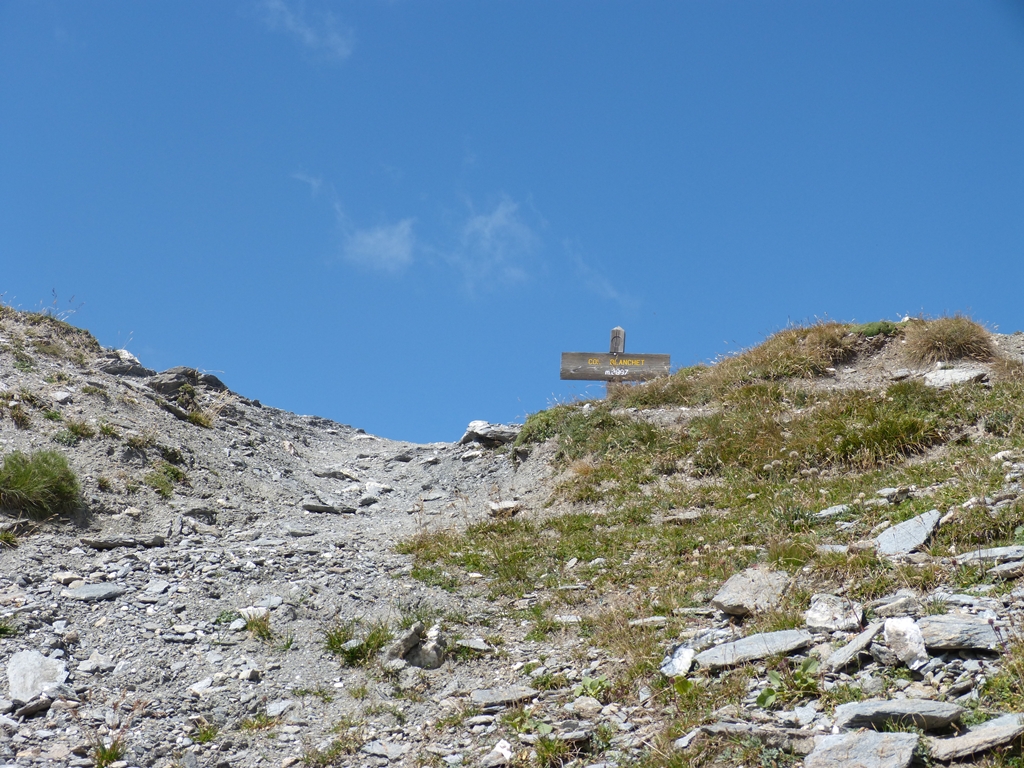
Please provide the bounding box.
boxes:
[560,352,671,381]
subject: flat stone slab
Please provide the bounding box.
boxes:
[805,731,918,768]
[81,535,165,549]
[63,583,126,602]
[694,630,812,670]
[928,713,1024,761]
[711,568,789,616]
[7,651,68,702]
[834,698,964,731]
[825,622,883,672]
[957,545,1024,564]
[875,509,941,556]
[924,366,987,389]
[470,686,538,708]
[917,614,1001,650]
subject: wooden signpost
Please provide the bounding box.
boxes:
[560,327,671,381]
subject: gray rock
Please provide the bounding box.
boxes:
[805,731,918,768]
[804,594,863,632]
[7,651,68,702]
[815,504,850,518]
[470,686,538,708]
[361,739,409,760]
[834,698,964,730]
[63,583,126,602]
[924,366,987,388]
[77,652,115,675]
[81,535,165,549]
[386,622,425,660]
[145,579,171,595]
[710,568,789,616]
[97,350,155,377]
[883,617,928,670]
[571,696,603,719]
[459,420,521,447]
[824,622,883,671]
[660,646,696,677]
[875,509,941,556]
[917,614,1000,650]
[266,699,293,718]
[927,713,1024,761]
[956,545,1024,564]
[694,630,812,670]
[455,638,491,653]
[989,560,1024,580]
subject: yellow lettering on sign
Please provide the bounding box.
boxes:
[587,358,600,365]
[609,359,645,366]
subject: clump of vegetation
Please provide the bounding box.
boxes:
[9,403,31,430]
[0,618,19,637]
[903,315,993,363]
[90,737,125,768]
[301,718,364,765]
[52,418,96,447]
[324,619,393,666]
[143,461,188,499]
[0,529,19,548]
[187,409,214,428]
[245,612,274,642]
[240,713,281,732]
[851,320,900,337]
[0,450,80,519]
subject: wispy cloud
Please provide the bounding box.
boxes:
[261,0,353,60]
[291,172,323,197]
[567,242,639,309]
[450,196,539,291]
[342,219,416,274]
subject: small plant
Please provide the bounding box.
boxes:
[96,476,112,492]
[214,609,240,625]
[245,613,274,642]
[66,418,95,439]
[144,470,173,498]
[90,736,125,768]
[80,385,107,397]
[9,404,30,429]
[302,719,364,765]
[99,421,120,438]
[0,619,19,637]
[188,409,214,428]
[43,410,63,421]
[324,619,393,666]
[534,735,572,767]
[0,530,18,548]
[573,674,611,702]
[192,717,219,743]
[348,682,369,700]
[125,431,156,451]
[0,450,80,518]
[240,713,281,732]
[293,685,334,703]
[756,657,820,709]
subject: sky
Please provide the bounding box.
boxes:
[2,1,1023,443]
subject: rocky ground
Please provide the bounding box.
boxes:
[3,312,1024,768]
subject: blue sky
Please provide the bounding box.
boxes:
[2,1,1023,442]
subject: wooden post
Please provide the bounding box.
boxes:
[610,327,625,355]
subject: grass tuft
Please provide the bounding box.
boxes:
[903,315,994,364]
[0,450,80,518]
[324,619,392,666]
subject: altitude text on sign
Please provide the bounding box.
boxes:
[560,327,671,381]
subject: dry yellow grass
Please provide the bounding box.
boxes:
[902,315,993,364]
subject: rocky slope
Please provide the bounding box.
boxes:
[2,311,1024,768]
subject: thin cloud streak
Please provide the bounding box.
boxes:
[261,0,353,60]
[342,219,416,274]
[567,243,639,310]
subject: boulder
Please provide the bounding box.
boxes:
[917,614,1000,651]
[7,651,68,703]
[928,713,1024,761]
[459,420,522,447]
[883,617,928,670]
[711,568,789,616]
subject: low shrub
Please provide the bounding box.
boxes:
[0,450,80,519]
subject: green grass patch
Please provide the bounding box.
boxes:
[0,450,80,518]
[324,619,393,666]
